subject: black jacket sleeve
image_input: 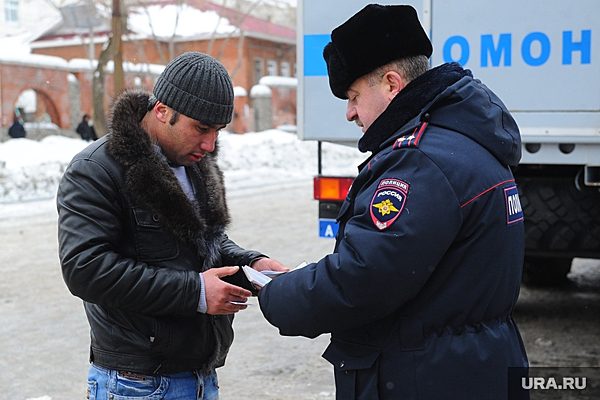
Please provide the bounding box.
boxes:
[219,235,266,267]
[259,150,462,338]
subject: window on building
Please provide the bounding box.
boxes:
[280,61,291,77]
[5,0,19,23]
[266,59,278,76]
[253,58,264,84]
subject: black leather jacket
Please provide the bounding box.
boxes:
[57,91,264,374]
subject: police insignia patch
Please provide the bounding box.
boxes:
[370,178,410,230]
[504,185,524,224]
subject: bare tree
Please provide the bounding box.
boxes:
[88,0,128,136]
[212,0,263,70]
[112,0,125,94]
[229,30,246,79]
[86,0,279,134]
[92,36,114,137]
[167,0,185,60]
[206,0,229,56]
[134,0,167,65]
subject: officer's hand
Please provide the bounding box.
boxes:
[251,257,289,273]
[202,266,252,315]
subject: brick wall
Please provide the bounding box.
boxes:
[30,35,297,132]
[0,64,71,128]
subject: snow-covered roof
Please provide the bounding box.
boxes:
[68,58,165,75]
[0,52,164,75]
[199,1,295,42]
[0,53,70,69]
[33,1,295,46]
[128,5,238,38]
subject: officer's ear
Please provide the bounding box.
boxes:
[382,71,406,101]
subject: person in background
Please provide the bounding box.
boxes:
[57,52,287,400]
[8,115,26,139]
[88,119,98,140]
[75,113,95,141]
[258,4,528,400]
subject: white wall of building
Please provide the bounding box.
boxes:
[0,0,61,42]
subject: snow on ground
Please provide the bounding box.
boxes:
[218,129,363,191]
[0,135,89,204]
[0,129,367,215]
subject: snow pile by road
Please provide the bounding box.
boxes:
[0,136,89,203]
[0,130,367,204]
[218,130,364,191]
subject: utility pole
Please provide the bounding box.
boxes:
[112,0,124,94]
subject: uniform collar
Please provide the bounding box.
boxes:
[358,62,469,154]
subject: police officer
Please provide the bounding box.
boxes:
[259,4,528,399]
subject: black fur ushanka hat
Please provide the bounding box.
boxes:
[323,4,433,99]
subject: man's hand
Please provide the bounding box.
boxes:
[202,266,252,315]
[251,257,289,273]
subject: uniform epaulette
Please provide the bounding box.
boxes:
[392,120,429,150]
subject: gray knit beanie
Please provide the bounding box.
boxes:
[153,52,234,125]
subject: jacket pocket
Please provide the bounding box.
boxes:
[110,371,167,399]
[322,339,380,400]
[132,207,179,262]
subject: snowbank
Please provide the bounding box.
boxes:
[0,130,367,204]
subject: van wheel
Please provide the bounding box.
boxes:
[518,176,600,257]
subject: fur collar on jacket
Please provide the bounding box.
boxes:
[106,90,230,267]
[359,62,470,153]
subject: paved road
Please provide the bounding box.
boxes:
[1,180,598,399]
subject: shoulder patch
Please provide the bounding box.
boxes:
[370,178,410,230]
[392,121,429,150]
[504,185,524,224]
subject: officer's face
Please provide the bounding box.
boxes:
[155,105,224,166]
[345,75,392,133]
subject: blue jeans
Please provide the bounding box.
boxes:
[87,364,219,400]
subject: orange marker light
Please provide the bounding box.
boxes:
[313,176,354,201]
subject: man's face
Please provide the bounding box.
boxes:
[345,74,394,133]
[156,107,225,166]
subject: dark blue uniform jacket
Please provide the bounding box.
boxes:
[259,63,528,400]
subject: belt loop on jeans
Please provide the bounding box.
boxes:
[152,363,162,374]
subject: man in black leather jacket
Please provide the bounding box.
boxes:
[57,52,286,399]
